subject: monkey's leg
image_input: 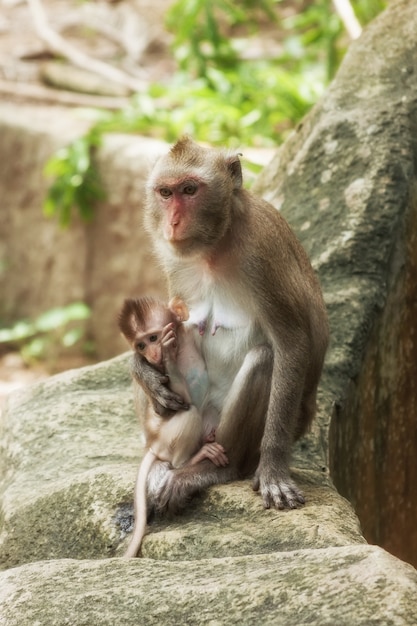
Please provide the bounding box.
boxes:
[154,345,272,514]
[146,460,171,508]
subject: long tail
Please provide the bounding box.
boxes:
[124,449,156,558]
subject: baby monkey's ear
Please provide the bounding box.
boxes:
[168,296,190,323]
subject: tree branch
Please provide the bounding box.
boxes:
[0,79,128,109]
[332,0,362,40]
[26,0,145,93]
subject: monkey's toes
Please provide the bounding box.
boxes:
[258,479,305,510]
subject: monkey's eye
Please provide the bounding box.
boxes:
[149,334,158,343]
[136,342,146,351]
[159,188,172,199]
[183,183,197,195]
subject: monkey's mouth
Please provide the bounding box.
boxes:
[163,229,193,251]
[164,223,189,244]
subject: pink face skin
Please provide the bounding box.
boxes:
[154,178,203,243]
[135,308,175,371]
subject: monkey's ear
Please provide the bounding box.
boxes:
[169,296,190,322]
[227,154,243,190]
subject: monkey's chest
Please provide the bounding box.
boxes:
[175,259,252,332]
[175,263,263,402]
[186,284,253,335]
[188,300,262,409]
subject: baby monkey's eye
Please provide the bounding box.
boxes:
[149,335,158,343]
[136,342,146,351]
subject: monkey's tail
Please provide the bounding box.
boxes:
[124,448,156,558]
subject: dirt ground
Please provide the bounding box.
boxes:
[0,353,45,411]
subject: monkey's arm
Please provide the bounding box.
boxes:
[251,343,308,509]
[131,354,189,416]
[160,326,194,405]
[253,337,305,509]
[252,287,324,509]
[163,359,192,405]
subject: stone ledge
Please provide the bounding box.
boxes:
[1,546,416,625]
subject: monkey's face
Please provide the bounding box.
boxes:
[134,330,164,369]
[154,177,203,245]
[133,306,174,370]
[149,177,230,257]
[119,297,177,371]
[145,138,242,257]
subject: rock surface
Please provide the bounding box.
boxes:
[1,546,416,626]
[0,356,362,569]
[1,0,417,624]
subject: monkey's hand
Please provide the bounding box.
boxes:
[161,323,178,363]
[132,358,189,416]
[189,442,229,467]
[252,464,305,510]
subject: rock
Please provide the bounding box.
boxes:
[0,355,363,569]
[1,546,416,625]
[1,0,417,623]
[256,0,417,568]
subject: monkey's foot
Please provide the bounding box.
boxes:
[154,471,188,514]
[252,472,305,510]
[155,463,237,514]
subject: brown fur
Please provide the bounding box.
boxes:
[119,295,228,556]
[136,137,329,511]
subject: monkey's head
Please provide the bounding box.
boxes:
[145,136,243,257]
[118,296,189,369]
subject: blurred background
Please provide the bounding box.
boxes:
[0,0,385,398]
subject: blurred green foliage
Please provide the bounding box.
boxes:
[0,303,92,364]
[44,0,386,225]
[43,128,104,227]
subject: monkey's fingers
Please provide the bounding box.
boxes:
[252,474,305,510]
[162,335,177,349]
[152,387,190,414]
[201,443,229,467]
[161,323,176,339]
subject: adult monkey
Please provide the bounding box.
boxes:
[135,136,329,512]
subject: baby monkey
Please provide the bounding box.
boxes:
[119,295,228,557]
